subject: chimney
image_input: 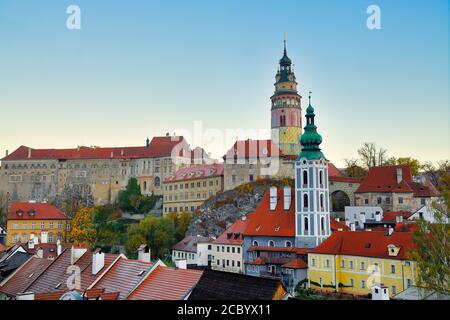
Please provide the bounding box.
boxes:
[387,227,394,236]
[40,231,48,244]
[395,215,403,223]
[27,148,32,159]
[57,240,62,256]
[36,247,44,258]
[175,259,187,270]
[92,248,105,275]
[396,167,403,184]
[269,187,277,211]
[5,150,8,157]
[70,245,87,264]
[28,239,35,250]
[16,292,36,300]
[350,223,356,232]
[110,151,114,158]
[359,212,366,225]
[375,211,382,222]
[283,186,291,210]
[121,149,124,156]
[137,244,151,263]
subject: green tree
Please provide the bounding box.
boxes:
[343,158,367,179]
[357,142,388,168]
[396,157,421,176]
[409,172,450,296]
[118,178,142,213]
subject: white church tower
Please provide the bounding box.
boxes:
[295,94,331,248]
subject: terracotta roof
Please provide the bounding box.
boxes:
[2,136,188,161]
[188,269,287,300]
[247,246,297,253]
[330,218,351,232]
[8,202,67,220]
[223,139,281,160]
[164,163,224,183]
[34,291,65,300]
[214,219,249,245]
[328,163,343,177]
[172,235,213,253]
[310,231,415,260]
[27,249,119,294]
[244,187,295,237]
[383,211,414,222]
[0,257,52,296]
[128,265,203,300]
[21,242,71,259]
[90,257,153,300]
[355,165,436,197]
[281,259,308,269]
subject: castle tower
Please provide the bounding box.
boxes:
[295,95,330,248]
[271,40,302,156]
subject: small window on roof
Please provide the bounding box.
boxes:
[28,273,34,278]
[226,233,232,239]
[138,270,145,276]
[365,243,372,249]
[55,282,62,289]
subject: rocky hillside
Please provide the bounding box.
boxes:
[186,178,293,237]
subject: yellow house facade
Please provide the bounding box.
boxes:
[6,202,69,246]
[308,230,417,298]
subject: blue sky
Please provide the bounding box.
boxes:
[0,0,448,167]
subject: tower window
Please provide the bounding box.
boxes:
[320,194,324,209]
[303,170,308,186]
[319,170,323,186]
[303,193,309,209]
[304,217,309,233]
[321,216,325,233]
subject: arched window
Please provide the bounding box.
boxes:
[321,217,325,233]
[268,240,275,247]
[304,217,309,233]
[252,240,259,247]
[303,193,309,209]
[320,193,324,209]
[143,181,147,191]
[303,170,308,185]
[285,241,292,248]
[154,176,160,187]
[319,170,323,186]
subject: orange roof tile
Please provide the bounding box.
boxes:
[311,231,415,260]
[8,202,67,220]
[244,187,295,237]
[34,291,66,300]
[90,257,153,300]
[0,257,53,296]
[281,259,308,269]
[383,211,413,222]
[214,219,249,245]
[128,265,203,300]
[223,139,281,160]
[330,218,350,232]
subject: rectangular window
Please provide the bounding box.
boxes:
[58,222,62,230]
[232,247,235,253]
[227,247,230,253]
[361,280,366,289]
[392,285,397,295]
[398,197,404,204]
[312,258,316,267]
[360,261,365,270]
[407,279,412,288]
[377,197,382,204]
[364,198,369,205]
[350,279,354,287]
[49,222,54,229]
[325,259,330,268]
[390,264,396,274]
[341,260,345,268]
[349,260,354,270]
[237,247,240,254]
[40,222,45,230]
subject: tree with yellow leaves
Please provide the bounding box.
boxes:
[69,207,96,247]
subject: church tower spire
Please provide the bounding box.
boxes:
[295,97,331,248]
[270,38,302,157]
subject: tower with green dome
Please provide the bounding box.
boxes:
[295,94,331,248]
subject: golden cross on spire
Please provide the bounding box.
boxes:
[283,32,288,50]
[309,91,312,104]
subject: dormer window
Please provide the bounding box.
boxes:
[268,240,275,247]
[16,210,24,217]
[28,210,35,217]
[387,244,400,257]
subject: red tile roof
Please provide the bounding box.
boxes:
[0,244,7,252]
[128,265,203,300]
[164,163,224,183]
[2,136,188,161]
[281,259,308,269]
[214,219,249,245]
[330,218,351,232]
[247,246,297,253]
[0,257,53,296]
[355,165,437,197]
[27,249,119,294]
[244,187,295,237]
[34,291,66,300]
[245,257,266,265]
[311,231,415,260]
[90,257,153,300]
[223,139,281,160]
[21,242,71,259]
[172,235,213,253]
[383,211,414,222]
[328,163,343,177]
[8,202,67,220]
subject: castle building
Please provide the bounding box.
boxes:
[295,98,331,248]
[271,41,302,157]
[0,135,210,206]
